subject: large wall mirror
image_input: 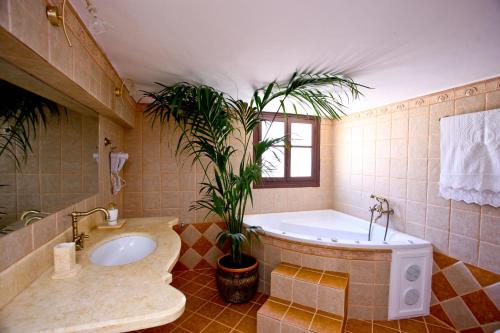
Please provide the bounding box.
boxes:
[0,78,99,234]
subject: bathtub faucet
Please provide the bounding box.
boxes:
[368,194,394,241]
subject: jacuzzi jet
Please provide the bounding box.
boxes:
[355,240,360,244]
[316,237,321,241]
[408,240,414,244]
[281,231,286,235]
[331,238,337,242]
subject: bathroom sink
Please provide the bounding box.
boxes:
[90,235,156,266]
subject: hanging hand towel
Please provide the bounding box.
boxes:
[439,108,500,207]
[110,152,128,195]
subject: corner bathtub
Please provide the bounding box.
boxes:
[244,209,429,250]
[244,209,433,321]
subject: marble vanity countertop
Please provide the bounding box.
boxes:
[0,216,185,333]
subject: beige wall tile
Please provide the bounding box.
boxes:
[449,234,478,265]
[292,279,318,309]
[479,242,500,274]
[271,274,293,301]
[480,215,500,246]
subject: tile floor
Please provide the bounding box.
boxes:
[128,268,458,333]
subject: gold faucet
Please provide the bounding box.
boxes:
[69,207,110,250]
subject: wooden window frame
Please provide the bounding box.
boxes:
[253,112,320,188]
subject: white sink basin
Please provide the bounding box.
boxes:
[90,235,156,266]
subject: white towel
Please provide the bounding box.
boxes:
[439,108,500,207]
[110,152,128,195]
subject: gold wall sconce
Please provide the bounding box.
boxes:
[114,78,134,97]
[46,0,72,47]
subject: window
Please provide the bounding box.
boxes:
[254,112,320,188]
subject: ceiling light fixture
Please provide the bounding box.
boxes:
[46,0,72,47]
[85,0,111,35]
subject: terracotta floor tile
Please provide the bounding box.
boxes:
[399,319,426,333]
[462,290,500,324]
[195,287,218,300]
[464,264,500,287]
[234,316,257,333]
[310,314,343,333]
[171,277,190,289]
[185,296,206,312]
[460,328,485,333]
[211,294,232,307]
[255,293,268,305]
[228,301,254,314]
[247,303,260,319]
[430,304,455,328]
[434,252,458,270]
[193,274,214,286]
[424,315,452,328]
[215,308,245,327]
[172,327,192,333]
[346,319,372,333]
[257,300,289,320]
[373,323,399,333]
[142,323,176,332]
[197,302,226,318]
[180,281,205,295]
[202,321,232,333]
[180,270,202,281]
[172,310,194,326]
[373,320,399,330]
[426,324,456,333]
[432,272,458,301]
[179,313,212,332]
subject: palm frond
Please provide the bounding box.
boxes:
[0,79,63,169]
[142,71,365,266]
[252,71,368,119]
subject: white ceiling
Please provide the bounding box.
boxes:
[71,0,500,113]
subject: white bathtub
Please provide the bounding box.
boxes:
[244,209,430,250]
[245,209,433,319]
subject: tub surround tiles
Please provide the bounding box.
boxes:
[430,252,500,332]
[249,235,391,321]
[270,263,348,318]
[332,76,500,274]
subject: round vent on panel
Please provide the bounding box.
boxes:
[405,264,421,281]
[404,288,420,306]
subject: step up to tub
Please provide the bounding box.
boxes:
[257,263,349,332]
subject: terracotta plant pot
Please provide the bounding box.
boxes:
[216,254,259,303]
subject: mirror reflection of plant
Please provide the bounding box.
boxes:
[0,79,63,169]
[144,72,366,267]
[0,80,64,220]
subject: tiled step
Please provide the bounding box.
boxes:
[256,263,349,332]
[270,263,349,317]
[257,296,345,333]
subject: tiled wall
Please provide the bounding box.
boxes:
[0,115,124,308]
[0,108,99,227]
[0,0,135,126]
[331,77,500,274]
[122,107,334,221]
[430,252,500,332]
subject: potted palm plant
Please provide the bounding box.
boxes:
[143,71,364,303]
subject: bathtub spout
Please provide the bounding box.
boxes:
[368,195,394,241]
